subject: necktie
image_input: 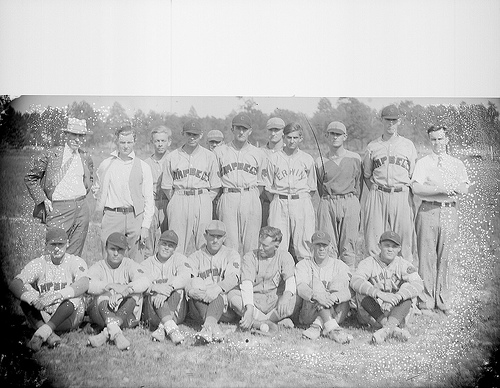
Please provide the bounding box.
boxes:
[437,155,443,167]
[54,150,77,187]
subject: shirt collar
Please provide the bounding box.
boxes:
[111,150,136,160]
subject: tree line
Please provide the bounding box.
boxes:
[1,96,499,155]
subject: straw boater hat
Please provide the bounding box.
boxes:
[62,118,92,135]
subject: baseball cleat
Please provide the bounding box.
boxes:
[328,329,353,344]
[278,318,294,329]
[114,332,131,351]
[167,329,185,345]
[46,332,62,348]
[27,334,44,352]
[87,328,109,348]
[195,326,212,345]
[210,325,225,343]
[151,327,166,342]
[372,327,392,344]
[392,327,411,342]
[302,324,321,340]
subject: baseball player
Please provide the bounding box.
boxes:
[264,122,317,261]
[161,120,221,256]
[363,105,418,262]
[296,231,353,343]
[260,117,285,227]
[86,232,151,350]
[228,226,297,333]
[9,227,89,351]
[206,129,225,151]
[144,125,172,257]
[214,113,266,255]
[185,220,241,345]
[141,230,190,344]
[412,125,469,314]
[316,121,363,271]
[350,231,423,344]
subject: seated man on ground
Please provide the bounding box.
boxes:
[86,232,151,350]
[350,231,423,344]
[141,230,190,344]
[185,220,241,345]
[296,231,353,344]
[229,226,297,334]
[9,227,89,351]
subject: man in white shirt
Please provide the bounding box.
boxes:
[94,125,154,263]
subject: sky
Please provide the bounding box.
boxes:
[1,1,499,118]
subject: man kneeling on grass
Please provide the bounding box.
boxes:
[228,226,297,334]
[86,232,150,350]
[296,231,353,344]
[350,231,423,344]
[10,227,89,351]
[141,230,191,344]
[185,220,241,345]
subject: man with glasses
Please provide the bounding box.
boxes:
[25,117,94,256]
[161,120,221,255]
[316,121,363,271]
[362,105,418,263]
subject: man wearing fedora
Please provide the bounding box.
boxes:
[25,117,94,257]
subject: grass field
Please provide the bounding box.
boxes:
[0,149,499,388]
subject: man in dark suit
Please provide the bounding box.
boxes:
[25,117,94,256]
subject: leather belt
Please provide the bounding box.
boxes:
[322,193,353,199]
[277,193,309,200]
[52,195,86,203]
[422,200,456,208]
[223,187,254,193]
[104,206,135,213]
[175,189,207,196]
[374,185,408,193]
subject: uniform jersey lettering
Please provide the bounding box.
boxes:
[220,162,258,178]
[373,156,410,173]
[199,267,222,280]
[172,168,209,182]
[39,281,67,293]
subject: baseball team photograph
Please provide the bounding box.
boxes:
[0,95,499,388]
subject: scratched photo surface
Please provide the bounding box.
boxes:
[0,95,499,388]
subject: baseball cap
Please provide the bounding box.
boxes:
[379,231,401,246]
[46,228,68,244]
[62,117,92,135]
[232,113,252,129]
[106,232,128,250]
[183,120,202,134]
[207,130,224,141]
[381,105,400,120]
[205,220,226,236]
[159,230,178,246]
[326,121,347,135]
[266,117,285,130]
[311,231,331,245]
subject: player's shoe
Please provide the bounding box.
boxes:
[151,326,166,342]
[302,324,321,340]
[277,318,294,329]
[328,329,353,344]
[114,332,131,351]
[392,327,411,342]
[167,328,185,345]
[46,332,62,348]
[210,324,225,343]
[88,328,109,348]
[27,334,44,352]
[372,327,393,344]
[195,326,212,345]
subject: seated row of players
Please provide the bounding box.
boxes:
[10,223,423,352]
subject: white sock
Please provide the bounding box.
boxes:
[163,320,177,333]
[34,324,52,341]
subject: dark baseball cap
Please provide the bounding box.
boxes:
[232,113,252,129]
[159,230,178,246]
[183,120,202,134]
[379,231,401,246]
[381,105,400,120]
[311,231,331,245]
[205,220,226,236]
[46,228,68,244]
[106,232,128,250]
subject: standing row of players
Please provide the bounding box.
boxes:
[10,224,422,351]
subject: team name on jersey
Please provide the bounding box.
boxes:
[274,167,308,181]
[220,162,258,177]
[369,272,403,291]
[39,282,67,293]
[199,267,223,280]
[373,156,410,172]
[153,278,169,284]
[172,168,210,182]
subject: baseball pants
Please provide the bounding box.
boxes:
[167,192,212,256]
[415,202,458,311]
[260,191,270,227]
[268,195,314,260]
[228,289,297,320]
[360,295,411,326]
[298,300,350,326]
[145,198,168,258]
[87,295,138,329]
[141,290,187,330]
[46,196,90,257]
[101,209,144,263]
[218,189,261,255]
[21,300,82,332]
[363,188,416,262]
[317,194,360,270]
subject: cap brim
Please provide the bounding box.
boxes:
[328,129,346,134]
[313,239,330,245]
[47,238,67,244]
[382,116,399,120]
[380,238,401,245]
[159,239,178,245]
[206,229,226,236]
